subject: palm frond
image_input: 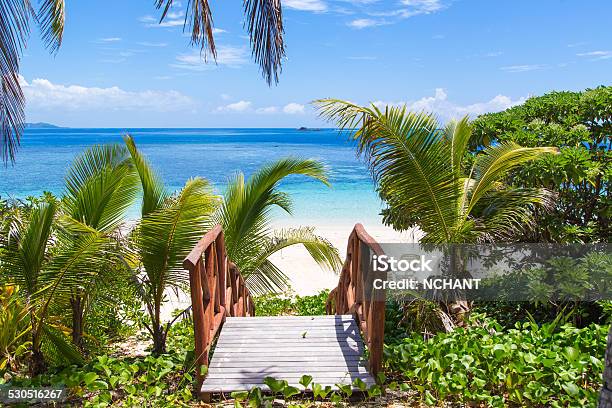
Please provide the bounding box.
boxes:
[138,177,215,300]
[245,259,289,294]
[2,201,56,294]
[37,0,65,53]
[243,0,284,85]
[63,144,138,232]
[40,323,84,365]
[444,116,472,173]
[217,158,329,270]
[467,142,558,214]
[124,135,168,216]
[155,0,216,58]
[474,187,556,242]
[316,99,460,242]
[0,0,31,163]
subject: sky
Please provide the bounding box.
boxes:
[20,0,612,128]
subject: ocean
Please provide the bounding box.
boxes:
[0,128,384,224]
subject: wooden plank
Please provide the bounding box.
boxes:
[210,351,364,358]
[207,367,370,375]
[213,347,363,354]
[209,360,367,368]
[225,315,353,321]
[201,380,375,393]
[203,373,373,382]
[215,338,361,345]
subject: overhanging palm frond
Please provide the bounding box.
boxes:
[243,0,284,85]
[0,0,30,163]
[467,142,559,214]
[445,116,472,173]
[245,259,289,294]
[37,0,65,53]
[155,0,216,58]
[63,144,138,232]
[124,135,168,216]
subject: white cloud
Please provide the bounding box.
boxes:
[500,64,546,73]
[215,100,252,113]
[284,0,327,12]
[348,18,386,29]
[173,46,248,70]
[283,103,306,114]
[485,51,503,57]
[99,37,121,42]
[372,88,525,121]
[213,28,227,34]
[20,77,195,112]
[138,41,168,47]
[576,50,612,60]
[255,106,279,114]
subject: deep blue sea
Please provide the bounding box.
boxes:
[0,128,383,223]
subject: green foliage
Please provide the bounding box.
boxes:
[253,290,329,316]
[385,314,608,407]
[472,86,611,242]
[215,158,341,293]
[0,285,31,372]
[316,100,557,243]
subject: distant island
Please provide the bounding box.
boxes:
[25,122,61,129]
[297,127,322,131]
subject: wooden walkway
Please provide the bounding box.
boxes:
[183,224,386,400]
[201,315,375,393]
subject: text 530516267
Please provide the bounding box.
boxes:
[0,386,66,403]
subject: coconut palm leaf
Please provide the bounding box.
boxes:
[316,99,461,241]
[37,0,65,53]
[243,0,284,84]
[63,144,139,232]
[2,201,56,294]
[242,227,341,294]
[216,158,340,292]
[124,135,168,216]
[466,142,559,215]
[137,177,216,298]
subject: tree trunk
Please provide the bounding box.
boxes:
[446,246,471,327]
[70,295,85,349]
[599,324,612,407]
[152,325,167,355]
[29,340,46,376]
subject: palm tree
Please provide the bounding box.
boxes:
[124,135,217,354]
[1,200,111,374]
[61,144,140,348]
[215,158,342,293]
[316,101,558,243]
[316,100,558,326]
[2,0,284,163]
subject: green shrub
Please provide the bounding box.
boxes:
[253,290,329,316]
[385,314,607,407]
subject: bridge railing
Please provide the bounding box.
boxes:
[183,225,255,386]
[326,223,386,375]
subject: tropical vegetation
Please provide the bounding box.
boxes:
[0,87,610,407]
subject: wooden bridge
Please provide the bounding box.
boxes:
[183,224,386,400]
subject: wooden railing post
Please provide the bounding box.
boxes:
[326,223,386,376]
[184,225,256,395]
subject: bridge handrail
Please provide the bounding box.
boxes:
[183,225,255,386]
[326,223,386,375]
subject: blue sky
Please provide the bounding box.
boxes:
[20,0,612,128]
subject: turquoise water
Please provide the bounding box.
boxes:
[0,128,384,223]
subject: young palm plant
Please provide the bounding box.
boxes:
[124,136,217,354]
[1,200,110,374]
[60,144,140,348]
[316,100,558,327]
[215,158,342,293]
